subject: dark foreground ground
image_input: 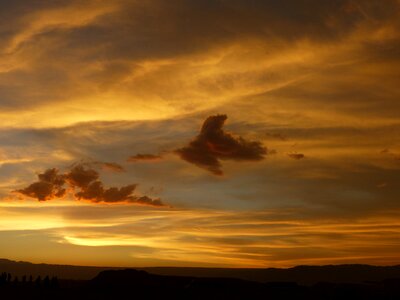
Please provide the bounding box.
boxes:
[2,259,400,299]
[1,268,400,300]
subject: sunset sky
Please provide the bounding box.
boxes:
[1,0,400,268]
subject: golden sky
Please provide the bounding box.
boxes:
[0,0,400,268]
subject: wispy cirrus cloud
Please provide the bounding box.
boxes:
[1,0,398,127]
[2,204,400,268]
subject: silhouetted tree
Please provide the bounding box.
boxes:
[43,275,50,288]
[35,275,41,287]
[29,275,33,283]
[50,276,59,289]
[0,272,6,285]
[22,275,26,283]
[13,276,19,284]
[7,273,11,282]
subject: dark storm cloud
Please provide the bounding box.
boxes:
[16,164,166,206]
[175,115,267,175]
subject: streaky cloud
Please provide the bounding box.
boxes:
[128,154,163,162]
[288,153,305,160]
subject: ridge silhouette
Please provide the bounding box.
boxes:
[1,259,400,299]
[2,258,400,284]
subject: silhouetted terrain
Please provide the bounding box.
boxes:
[0,258,120,280]
[142,264,400,285]
[3,258,400,284]
[1,259,400,299]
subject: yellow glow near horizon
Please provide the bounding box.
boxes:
[63,235,162,247]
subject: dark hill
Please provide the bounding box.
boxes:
[0,258,120,280]
[1,264,400,299]
[1,258,400,285]
[142,264,400,285]
[87,269,400,299]
[89,269,295,299]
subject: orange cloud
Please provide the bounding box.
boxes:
[16,164,166,207]
[175,115,268,175]
[66,165,99,189]
[16,168,66,201]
